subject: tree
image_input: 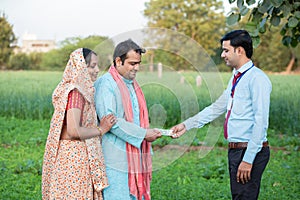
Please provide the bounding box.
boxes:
[0,13,16,68]
[253,27,293,72]
[145,0,225,54]
[224,11,297,72]
[7,53,30,70]
[41,35,112,70]
[28,52,43,70]
[143,0,226,70]
[226,0,300,48]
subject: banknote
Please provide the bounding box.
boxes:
[155,128,173,136]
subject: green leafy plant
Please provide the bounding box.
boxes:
[227,0,300,47]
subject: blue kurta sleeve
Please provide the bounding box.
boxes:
[94,73,146,148]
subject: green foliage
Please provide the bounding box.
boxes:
[0,71,60,119]
[7,53,30,70]
[253,28,292,72]
[40,48,66,70]
[144,49,191,71]
[143,0,226,70]
[28,52,43,70]
[0,117,48,199]
[2,35,112,71]
[269,75,300,134]
[151,149,231,199]
[41,35,112,70]
[1,117,299,199]
[227,13,241,26]
[0,71,299,199]
[0,71,299,135]
[227,0,300,47]
[224,11,300,72]
[0,13,16,68]
[151,146,300,199]
[144,0,226,49]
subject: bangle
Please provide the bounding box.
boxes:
[96,126,103,136]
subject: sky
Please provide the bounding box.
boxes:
[0,0,233,45]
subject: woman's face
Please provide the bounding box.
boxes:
[87,53,99,82]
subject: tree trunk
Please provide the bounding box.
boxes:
[285,53,295,74]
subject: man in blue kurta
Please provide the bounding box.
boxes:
[94,39,161,200]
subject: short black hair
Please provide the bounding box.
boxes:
[220,30,253,58]
[113,39,146,66]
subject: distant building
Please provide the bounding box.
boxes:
[14,33,56,54]
[21,39,56,53]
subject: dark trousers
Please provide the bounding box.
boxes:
[228,146,270,200]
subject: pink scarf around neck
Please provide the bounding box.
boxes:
[109,66,152,200]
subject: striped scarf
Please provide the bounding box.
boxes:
[109,65,152,200]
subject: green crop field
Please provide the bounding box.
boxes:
[0,71,299,199]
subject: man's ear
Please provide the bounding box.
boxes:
[115,57,122,67]
[237,46,245,56]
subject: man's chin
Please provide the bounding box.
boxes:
[225,62,232,67]
[130,74,136,79]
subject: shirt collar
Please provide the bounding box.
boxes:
[233,60,253,75]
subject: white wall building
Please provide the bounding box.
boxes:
[14,33,56,54]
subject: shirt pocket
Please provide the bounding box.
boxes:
[232,87,250,116]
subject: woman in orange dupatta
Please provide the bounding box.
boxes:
[42,48,116,199]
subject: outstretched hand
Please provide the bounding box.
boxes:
[170,123,187,139]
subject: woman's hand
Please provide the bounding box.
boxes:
[99,114,117,134]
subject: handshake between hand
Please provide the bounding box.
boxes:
[145,123,187,142]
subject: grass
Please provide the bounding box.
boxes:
[0,117,48,199]
[0,70,299,199]
[1,71,299,134]
[0,117,299,199]
[151,147,300,200]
